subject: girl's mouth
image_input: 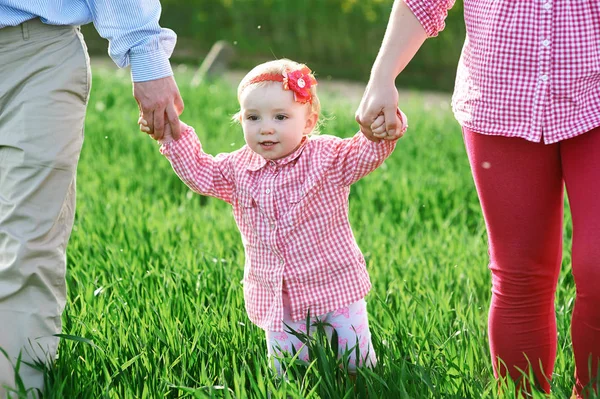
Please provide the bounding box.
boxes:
[260,141,278,147]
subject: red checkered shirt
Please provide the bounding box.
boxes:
[405,0,600,144]
[160,124,397,331]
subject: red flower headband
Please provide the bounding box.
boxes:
[242,65,317,104]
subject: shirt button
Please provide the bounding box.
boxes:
[265,188,271,194]
[542,39,550,47]
[543,2,551,10]
[279,259,284,265]
[540,74,549,82]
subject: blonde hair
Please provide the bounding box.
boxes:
[234,59,321,133]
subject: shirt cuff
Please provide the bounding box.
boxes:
[159,123,196,157]
[130,50,174,82]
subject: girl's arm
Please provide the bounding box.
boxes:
[159,123,236,204]
[356,0,454,139]
[326,123,402,187]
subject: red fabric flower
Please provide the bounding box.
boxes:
[282,66,317,104]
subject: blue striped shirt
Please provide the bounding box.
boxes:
[0,0,176,82]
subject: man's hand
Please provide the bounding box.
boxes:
[133,76,184,141]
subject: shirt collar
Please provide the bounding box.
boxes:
[246,136,309,171]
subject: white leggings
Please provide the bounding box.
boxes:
[266,294,377,374]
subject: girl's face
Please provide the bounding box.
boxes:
[240,83,317,160]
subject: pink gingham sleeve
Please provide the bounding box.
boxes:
[159,124,235,204]
[403,0,455,37]
[326,132,398,187]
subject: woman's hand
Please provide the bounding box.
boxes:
[356,78,400,141]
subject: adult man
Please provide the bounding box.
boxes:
[0,1,183,395]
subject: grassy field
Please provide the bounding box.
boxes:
[32,67,583,398]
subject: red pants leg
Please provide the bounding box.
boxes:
[463,127,564,393]
[562,126,600,398]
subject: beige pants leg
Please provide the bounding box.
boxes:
[0,19,91,397]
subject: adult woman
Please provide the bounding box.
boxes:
[356,1,600,397]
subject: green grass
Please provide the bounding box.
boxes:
[21,67,586,397]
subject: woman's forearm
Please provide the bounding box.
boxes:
[370,0,428,83]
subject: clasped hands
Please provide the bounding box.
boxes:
[133,75,184,142]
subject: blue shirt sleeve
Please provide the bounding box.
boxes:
[85,0,176,82]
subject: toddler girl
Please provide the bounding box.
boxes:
[139,58,406,373]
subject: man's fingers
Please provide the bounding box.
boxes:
[162,122,173,142]
[174,92,184,115]
[152,108,165,140]
[165,105,181,140]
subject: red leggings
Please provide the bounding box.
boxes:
[463,126,600,397]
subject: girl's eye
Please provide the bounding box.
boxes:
[247,115,259,121]
[275,114,288,121]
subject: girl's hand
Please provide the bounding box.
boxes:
[138,116,174,143]
[371,113,387,139]
[355,78,399,141]
[138,116,151,133]
[369,109,408,141]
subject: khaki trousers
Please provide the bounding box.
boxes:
[0,19,90,397]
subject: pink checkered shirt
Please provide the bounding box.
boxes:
[405,0,600,144]
[160,124,397,331]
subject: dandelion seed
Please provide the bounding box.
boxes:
[257,25,261,29]
[105,136,108,139]
[95,102,106,112]
[482,161,491,169]
[233,41,238,45]
[94,286,104,296]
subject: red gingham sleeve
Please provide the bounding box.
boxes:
[159,124,235,204]
[403,0,455,37]
[326,133,398,187]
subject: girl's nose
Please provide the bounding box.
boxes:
[260,125,275,134]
